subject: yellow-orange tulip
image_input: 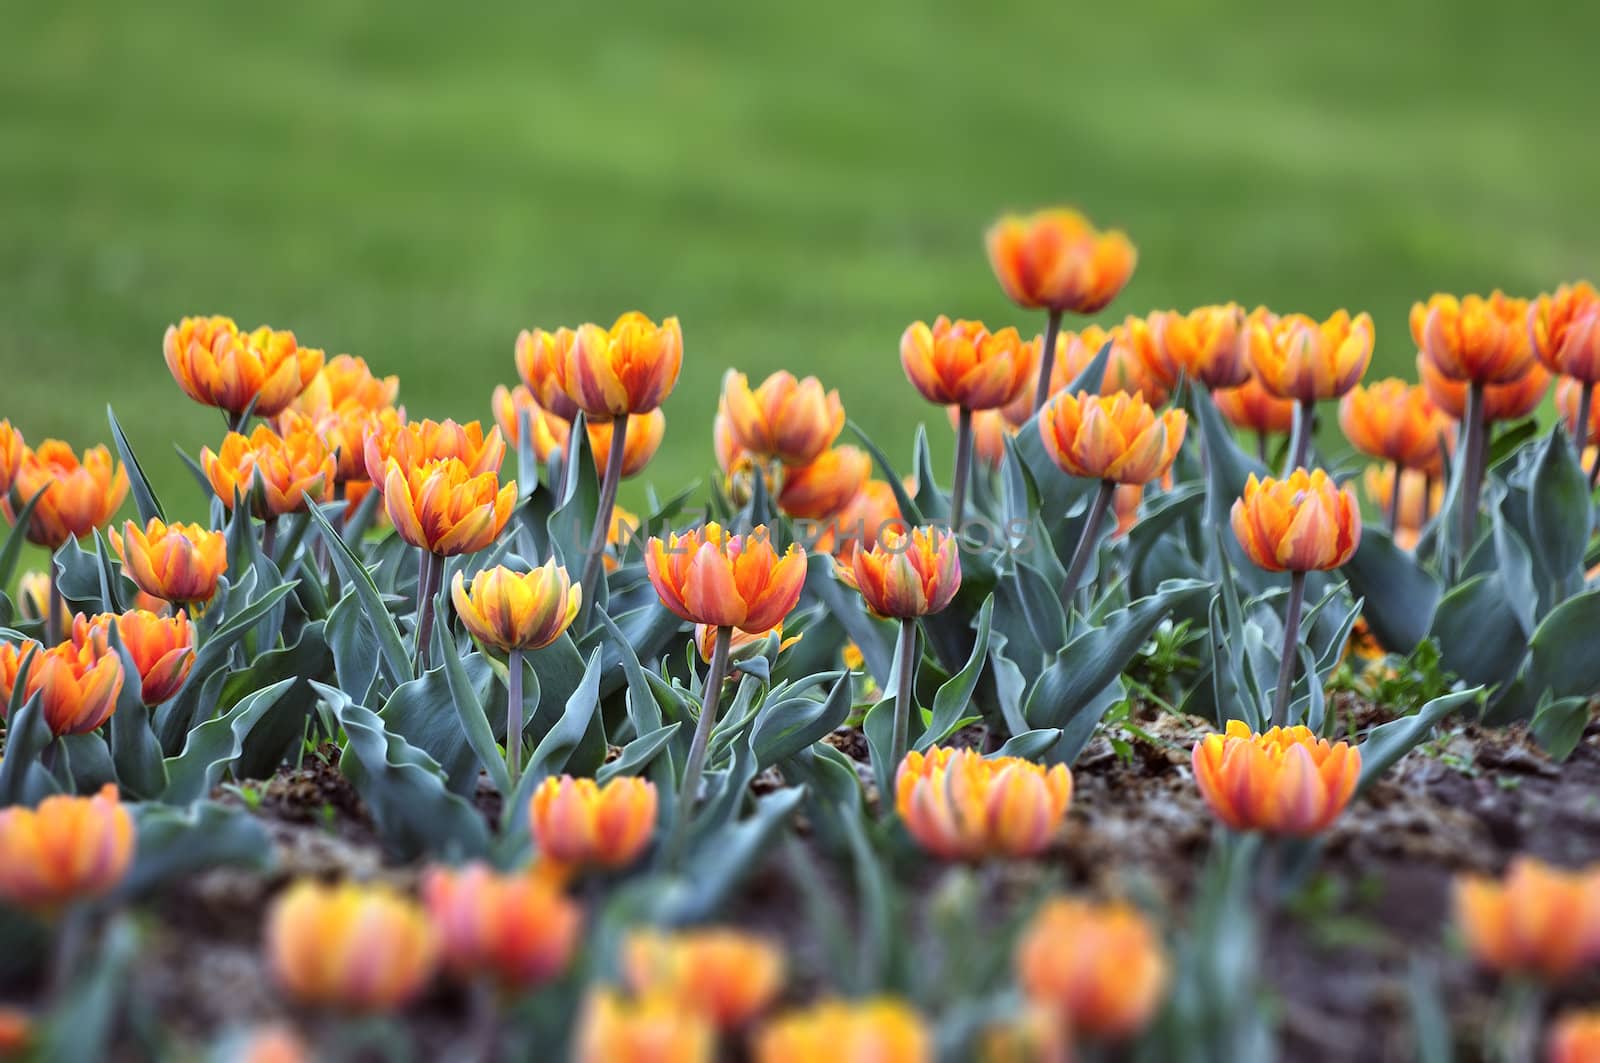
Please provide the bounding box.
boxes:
[266,879,438,1011]
[450,560,580,654]
[1038,391,1186,485]
[292,352,399,417]
[815,479,906,561]
[694,621,798,664]
[302,405,404,486]
[1017,897,1168,1040]
[1547,1010,1600,1063]
[720,369,845,466]
[1246,308,1373,402]
[1337,379,1451,476]
[1362,465,1439,549]
[1454,857,1600,982]
[8,441,129,550]
[951,407,1015,471]
[491,383,571,464]
[1531,282,1600,383]
[755,998,932,1063]
[0,419,21,496]
[624,928,785,1029]
[1213,376,1297,436]
[201,421,334,518]
[515,326,584,423]
[645,522,806,632]
[363,417,504,484]
[1191,719,1361,836]
[164,316,323,419]
[0,634,123,736]
[837,525,960,619]
[573,989,715,1063]
[382,458,516,557]
[530,775,658,869]
[590,408,666,480]
[1411,291,1534,385]
[1231,468,1361,572]
[14,571,59,624]
[421,863,581,989]
[1045,322,1174,407]
[111,518,227,605]
[75,610,193,706]
[1416,351,1548,423]
[1154,303,1250,389]
[562,312,683,421]
[0,784,134,911]
[779,445,871,520]
[895,745,1073,860]
[1557,378,1600,447]
[985,208,1137,315]
[900,317,1035,411]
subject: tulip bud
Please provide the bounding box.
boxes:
[515,326,584,423]
[363,417,505,485]
[0,632,123,736]
[1213,376,1296,436]
[450,560,581,654]
[1411,291,1534,386]
[293,353,399,415]
[421,862,581,989]
[720,369,846,467]
[1454,857,1600,982]
[74,610,194,706]
[201,420,335,518]
[778,445,871,520]
[1337,379,1451,476]
[0,784,135,910]
[1191,720,1361,836]
[573,989,715,1063]
[1043,323,1174,408]
[1246,308,1373,402]
[1016,896,1167,1040]
[1038,391,1186,485]
[896,745,1073,860]
[164,316,324,418]
[8,441,129,550]
[1153,304,1250,390]
[1547,1010,1600,1063]
[1231,468,1361,572]
[111,518,228,605]
[985,208,1137,315]
[645,522,806,632]
[530,774,658,869]
[561,312,683,421]
[382,457,516,557]
[755,998,932,1063]
[900,317,1035,411]
[589,408,665,479]
[837,525,960,619]
[265,879,438,1011]
[623,927,785,1029]
[1530,282,1600,383]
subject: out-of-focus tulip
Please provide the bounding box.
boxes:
[951,407,1016,471]
[0,1007,31,1059]
[1411,291,1533,385]
[164,316,323,419]
[1154,304,1250,389]
[364,417,505,484]
[896,745,1073,860]
[590,408,666,479]
[1213,376,1297,437]
[530,775,658,869]
[491,383,570,462]
[1556,378,1600,447]
[1111,469,1173,539]
[1530,282,1600,383]
[1362,465,1439,548]
[0,634,123,735]
[265,879,438,1011]
[1192,719,1361,835]
[606,503,641,571]
[623,928,785,1029]
[1337,379,1451,475]
[819,479,907,561]
[976,1004,1072,1063]
[0,784,134,910]
[755,998,932,1063]
[293,353,398,416]
[0,419,22,496]
[8,441,129,550]
[694,621,799,664]
[837,526,960,619]
[421,863,580,989]
[75,610,193,706]
[645,522,806,632]
[382,457,516,557]
[287,354,403,484]
[1038,391,1186,485]
[720,369,845,466]
[201,421,334,517]
[111,518,227,605]
[1547,1010,1600,1063]
[1231,468,1361,572]
[14,571,61,624]
[515,326,584,423]
[778,445,871,520]
[1454,857,1600,982]
[573,989,715,1063]
[1246,308,1373,402]
[231,1025,309,1063]
[1017,897,1166,1040]
[900,317,1035,412]
[450,560,580,654]
[985,208,1136,315]
[301,405,404,486]
[1416,351,1548,423]
[1046,322,1173,407]
[561,312,683,421]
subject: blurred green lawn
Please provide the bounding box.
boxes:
[3,0,1598,527]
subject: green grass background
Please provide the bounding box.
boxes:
[3,0,1597,529]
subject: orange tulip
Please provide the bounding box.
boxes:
[421,863,581,989]
[1547,1010,1600,1063]
[515,326,584,423]
[720,369,846,466]
[0,419,22,496]
[382,457,516,557]
[644,522,806,632]
[895,745,1073,860]
[0,634,123,736]
[1038,391,1186,485]
[292,352,399,416]
[74,610,193,706]
[530,775,658,869]
[163,316,324,418]
[450,560,581,654]
[1337,379,1451,476]
[111,518,227,604]
[13,571,60,624]
[561,312,683,421]
[0,1007,30,1059]
[1111,469,1173,539]
[363,417,505,484]
[778,445,871,520]
[301,404,404,486]
[623,928,785,1029]
[201,420,334,517]
[1192,719,1361,835]
[1153,303,1250,389]
[900,317,1035,411]
[1416,351,1547,425]
[1556,378,1600,447]
[1530,282,1600,383]
[491,383,571,464]
[573,989,715,1063]
[1213,376,1297,436]
[694,621,799,664]
[1246,308,1373,402]
[837,525,960,619]
[985,208,1137,315]
[8,441,129,550]
[1411,291,1533,385]
[818,479,907,561]
[0,784,135,911]
[1231,468,1361,572]
[1454,857,1600,982]
[755,998,932,1063]
[590,408,666,479]
[1017,897,1168,1040]
[266,879,438,1011]
[1362,465,1439,549]
[1044,322,1174,407]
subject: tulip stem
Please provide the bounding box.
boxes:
[45,556,62,648]
[1386,463,1402,536]
[662,624,732,867]
[506,648,525,784]
[578,412,629,631]
[890,616,918,770]
[1285,398,1315,476]
[1576,381,1595,470]
[1460,382,1486,551]
[1060,480,1116,615]
[1032,308,1064,414]
[414,550,442,672]
[1271,570,1307,727]
[950,406,973,533]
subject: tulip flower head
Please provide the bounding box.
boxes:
[14,571,60,624]
[201,421,334,518]
[450,560,581,654]
[836,525,960,619]
[1337,379,1451,476]
[1547,1010,1600,1063]
[590,408,666,479]
[896,746,1073,860]
[623,928,785,1029]
[573,989,715,1063]
[74,610,194,706]
[645,522,806,632]
[1231,468,1361,572]
[778,445,871,520]
[755,998,932,1063]
[515,326,584,423]
[1530,282,1600,383]
[1362,465,1440,548]
[0,1008,31,1059]
[8,441,129,550]
[900,317,1035,411]
[985,208,1137,315]
[1192,720,1361,836]
[561,312,683,421]
[0,784,135,911]
[382,457,516,557]
[164,316,324,419]
[0,633,123,736]
[111,518,227,605]
[1454,857,1600,982]
[1556,378,1600,447]
[1045,322,1175,407]
[1411,291,1534,386]
[1213,375,1297,436]
[820,479,907,561]
[0,419,22,497]
[421,863,581,989]
[1416,351,1548,423]
[1153,304,1251,390]
[720,369,846,466]
[1246,308,1373,402]
[363,417,505,484]
[530,774,658,869]
[265,879,438,1012]
[1016,896,1169,1040]
[292,353,399,417]
[1038,390,1187,485]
